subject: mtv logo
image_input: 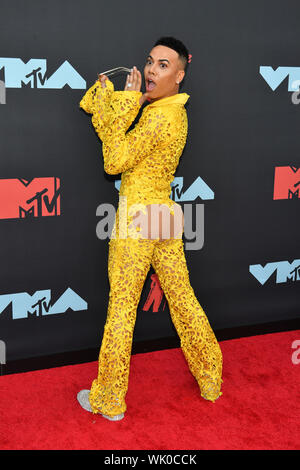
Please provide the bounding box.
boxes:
[114,176,215,202]
[0,287,88,319]
[170,176,215,201]
[0,58,86,89]
[273,166,300,199]
[259,66,300,92]
[249,259,300,285]
[0,177,61,219]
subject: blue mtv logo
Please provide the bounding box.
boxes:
[115,176,215,201]
[249,259,300,285]
[0,287,88,319]
[170,176,214,201]
[0,58,86,89]
[260,66,300,92]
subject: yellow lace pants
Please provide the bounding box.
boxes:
[89,205,223,417]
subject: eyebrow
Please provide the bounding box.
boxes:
[147,54,170,64]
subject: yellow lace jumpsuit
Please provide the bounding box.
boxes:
[79,78,223,417]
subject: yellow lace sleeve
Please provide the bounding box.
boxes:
[99,92,175,175]
[79,78,115,142]
[79,78,114,114]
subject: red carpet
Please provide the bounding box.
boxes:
[0,329,300,450]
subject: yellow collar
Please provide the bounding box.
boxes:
[146,92,190,108]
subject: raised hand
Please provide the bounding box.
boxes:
[125,66,150,106]
[124,66,141,91]
[98,67,150,105]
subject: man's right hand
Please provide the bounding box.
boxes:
[124,66,150,105]
[97,71,150,105]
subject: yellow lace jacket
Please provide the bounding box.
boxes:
[79,78,190,239]
[79,77,189,197]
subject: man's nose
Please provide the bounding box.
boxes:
[148,63,157,75]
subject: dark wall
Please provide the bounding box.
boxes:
[0,0,299,366]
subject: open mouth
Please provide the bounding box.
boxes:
[146,78,156,92]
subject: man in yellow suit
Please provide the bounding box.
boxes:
[77,36,223,421]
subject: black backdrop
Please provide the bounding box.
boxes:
[0,0,299,372]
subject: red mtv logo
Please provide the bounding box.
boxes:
[0,177,60,219]
[273,166,300,199]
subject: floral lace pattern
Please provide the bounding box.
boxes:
[79,79,223,416]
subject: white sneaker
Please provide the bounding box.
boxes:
[77,390,124,421]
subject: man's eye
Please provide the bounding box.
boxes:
[145,60,167,67]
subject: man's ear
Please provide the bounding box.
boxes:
[177,69,185,85]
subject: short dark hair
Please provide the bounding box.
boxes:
[153,36,190,72]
